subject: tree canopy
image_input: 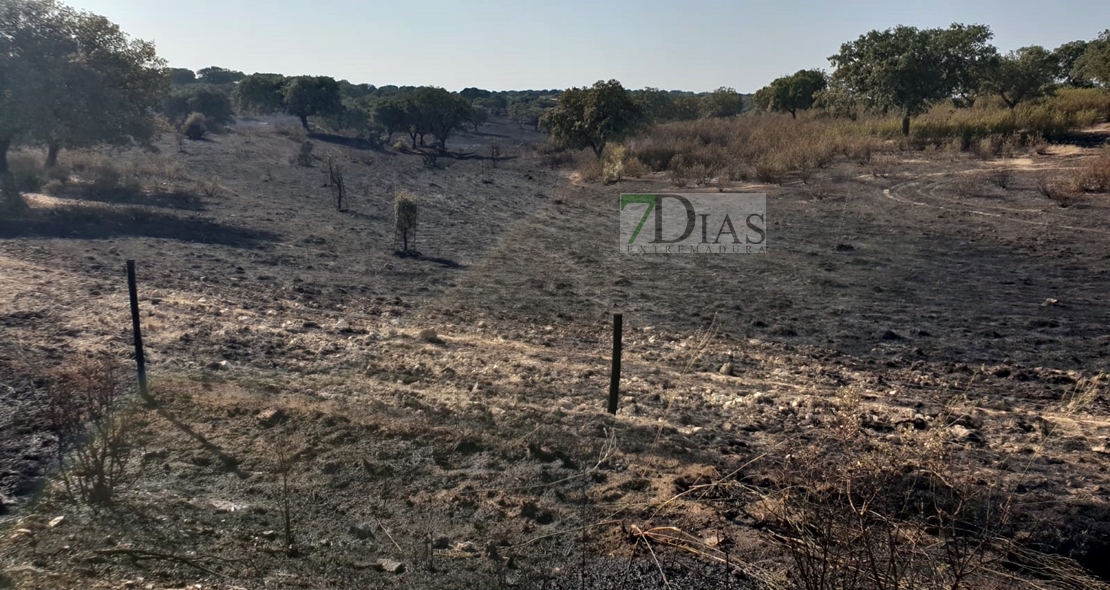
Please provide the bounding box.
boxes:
[983,46,1057,108]
[699,87,745,118]
[829,24,996,135]
[1073,30,1110,88]
[754,70,828,118]
[540,80,646,159]
[0,0,168,207]
[283,76,343,131]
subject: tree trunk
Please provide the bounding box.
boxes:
[46,142,61,168]
[790,109,797,119]
[592,141,605,160]
[0,137,24,213]
[299,115,309,131]
[901,114,911,137]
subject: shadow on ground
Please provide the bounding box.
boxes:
[0,204,278,248]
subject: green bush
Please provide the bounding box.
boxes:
[182,112,207,140]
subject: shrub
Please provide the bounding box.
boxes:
[8,152,45,193]
[46,356,138,508]
[394,190,419,252]
[987,166,1013,189]
[601,145,626,184]
[536,142,575,168]
[623,156,649,178]
[1075,148,1110,192]
[90,162,122,192]
[576,155,604,183]
[196,175,221,198]
[295,140,314,166]
[182,112,207,140]
[1036,174,1080,207]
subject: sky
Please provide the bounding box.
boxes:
[68,0,1110,93]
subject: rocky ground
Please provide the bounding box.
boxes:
[1,117,1110,589]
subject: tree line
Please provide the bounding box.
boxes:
[752,25,1110,135]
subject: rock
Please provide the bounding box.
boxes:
[419,328,445,345]
[456,541,480,553]
[881,329,905,341]
[260,530,278,540]
[719,362,733,376]
[375,559,405,574]
[349,522,377,540]
[256,408,288,428]
[1042,298,1059,307]
[48,516,65,528]
[951,425,986,445]
[335,319,350,330]
[432,535,450,549]
[835,243,855,251]
[209,499,248,513]
[0,493,11,515]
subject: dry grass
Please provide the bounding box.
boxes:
[1075,147,1110,193]
[612,90,1110,184]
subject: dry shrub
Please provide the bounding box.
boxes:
[754,155,788,184]
[276,124,308,141]
[294,140,314,167]
[623,156,649,179]
[1075,148,1110,193]
[536,142,575,168]
[576,154,604,183]
[868,155,896,179]
[45,356,138,508]
[953,172,981,197]
[757,435,1016,590]
[986,166,1013,189]
[1036,174,1081,208]
[196,175,221,198]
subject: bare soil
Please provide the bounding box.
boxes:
[2,117,1110,589]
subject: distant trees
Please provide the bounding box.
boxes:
[829,24,996,135]
[233,74,343,131]
[1052,40,1091,87]
[754,70,827,118]
[540,80,646,158]
[0,0,168,207]
[169,67,197,85]
[372,98,410,144]
[983,46,1057,108]
[196,66,245,86]
[234,73,288,114]
[699,87,745,118]
[164,85,235,125]
[406,87,473,149]
[283,76,343,131]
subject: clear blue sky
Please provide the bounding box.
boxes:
[70,0,1110,92]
